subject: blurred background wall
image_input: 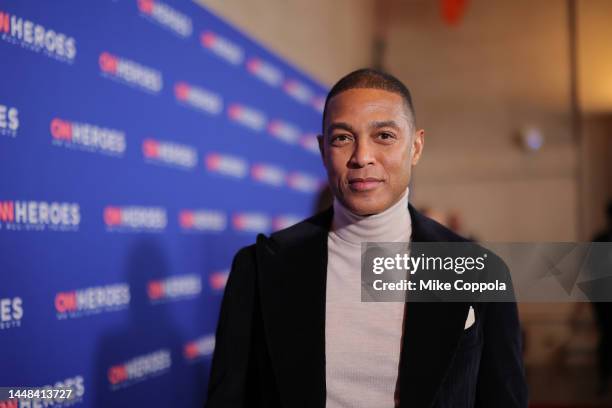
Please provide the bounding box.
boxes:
[197,0,375,85]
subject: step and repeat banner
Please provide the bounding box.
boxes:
[0,1,327,406]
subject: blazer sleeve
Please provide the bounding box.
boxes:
[475,300,528,407]
[205,245,257,408]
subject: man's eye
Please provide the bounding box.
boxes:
[378,132,395,140]
[331,134,352,144]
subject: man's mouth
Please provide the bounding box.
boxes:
[348,177,384,192]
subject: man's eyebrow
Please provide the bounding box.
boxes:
[326,122,356,134]
[369,120,401,130]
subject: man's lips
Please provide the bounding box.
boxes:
[348,177,384,192]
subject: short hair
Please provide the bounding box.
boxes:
[322,68,416,133]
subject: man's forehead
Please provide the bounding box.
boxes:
[324,88,411,127]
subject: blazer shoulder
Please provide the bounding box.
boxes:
[227,244,258,282]
[233,243,257,262]
[410,204,469,243]
[262,207,332,250]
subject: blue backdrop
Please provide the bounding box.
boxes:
[0,1,327,406]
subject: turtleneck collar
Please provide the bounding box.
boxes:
[331,187,412,245]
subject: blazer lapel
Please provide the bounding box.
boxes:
[255,208,332,408]
[256,204,469,408]
[397,205,470,408]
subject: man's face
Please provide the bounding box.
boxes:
[319,88,424,216]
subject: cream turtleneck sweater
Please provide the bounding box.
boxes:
[325,188,411,408]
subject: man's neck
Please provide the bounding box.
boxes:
[331,188,411,244]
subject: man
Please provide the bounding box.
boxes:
[205,69,528,407]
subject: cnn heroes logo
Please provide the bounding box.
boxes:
[137,0,192,38]
[99,51,162,94]
[227,103,266,132]
[200,30,244,65]
[183,334,215,361]
[179,209,226,232]
[247,57,283,87]
[0,297,23,330]
[104,206,167,232]
[232,212,270,233]
[205,153,248,179]
[55,284,130,319]
[300,133,320,155]
[174,81,223,116]
[372,253,488,275]
[0,103,19,137]
[0,200,80,232]
[267,120,300,145]
[147,274,202,303]
[0,10,77,63]
[142,138,197,169]
[107,349,171,389]
[209,270,229,291]
[51,118,126,156]
[283,79,313,105]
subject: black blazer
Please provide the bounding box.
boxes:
[205,204,528,408]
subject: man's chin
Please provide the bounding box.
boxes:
[344,199,387,216]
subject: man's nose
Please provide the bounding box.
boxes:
[349,140,375,168]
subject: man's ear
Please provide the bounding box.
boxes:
[317,134,326,165]
[411,129,425,166]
